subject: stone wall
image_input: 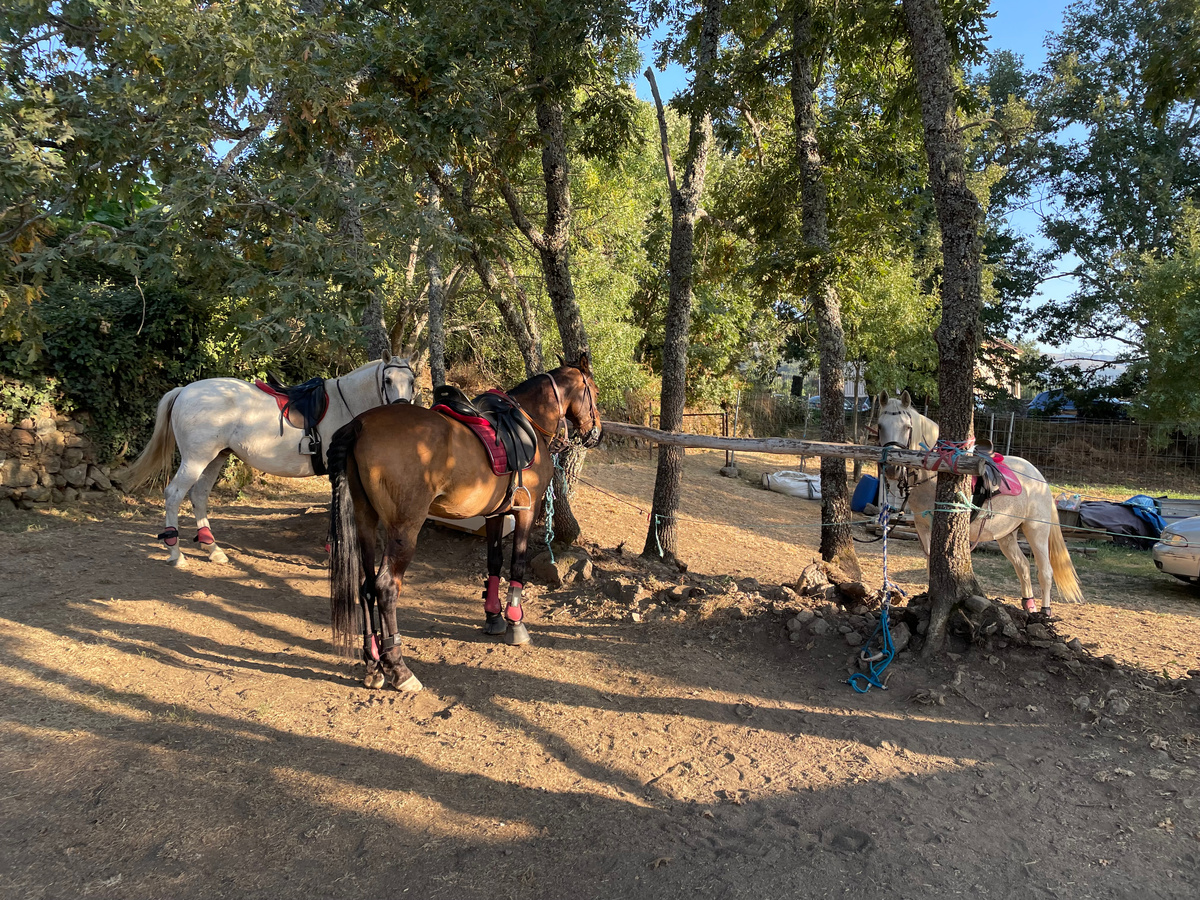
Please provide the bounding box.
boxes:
[0,409,118,513]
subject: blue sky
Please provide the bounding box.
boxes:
[636,1,1110,359]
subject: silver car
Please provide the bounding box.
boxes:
[1153,516,1200,584]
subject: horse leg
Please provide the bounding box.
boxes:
[995,530,1036,612]
[503,508,536,646]
[189,450,231,564]
[161,457,208,567]
[482,517,507,636]
[375,522,423,692]
[1022,521,1056,616]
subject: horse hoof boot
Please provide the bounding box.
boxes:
[505,622,530,646]
[392,672,423,692]
[364,671,385,690]
[484,614,508,636]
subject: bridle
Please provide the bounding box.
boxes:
[878,407,935,511]
[378,359,414,407]
[333,359,414,419]
[527,367,602,453]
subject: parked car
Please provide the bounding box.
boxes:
[1027,389,1077,418]
[1152,516,1200,584]
[807,395,872,412]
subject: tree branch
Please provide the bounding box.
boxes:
[644,67,678,199]
[496,173,548,252]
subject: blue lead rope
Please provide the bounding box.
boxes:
[849,503,902,693]
[543,453,561,563]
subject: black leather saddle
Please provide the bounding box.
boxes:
[432,385,538,475]
[263,374,331,474]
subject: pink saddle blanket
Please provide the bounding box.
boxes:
[973,453,1023,497]
[431,405,509,476]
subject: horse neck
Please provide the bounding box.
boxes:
[909,410,939,450]
[511,374,566,433]
[329,361,381,408]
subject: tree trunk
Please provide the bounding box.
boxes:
[791,1,859,577]
[425,246,447,387]
[641,0,723,564]
[902,0,985,653]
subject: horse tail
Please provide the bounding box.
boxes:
[123,387,184,490]
[1049,506,1084,603]
[328,418,365,653]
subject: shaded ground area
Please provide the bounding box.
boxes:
[1,447,1199,899]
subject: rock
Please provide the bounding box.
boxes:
[63,448,85,467]
[837,624,852,634]
[845,631,864,647]
[529,550,592,587]
[1002,624,1020,640]
[63,487,78,502]
[0,459,38,487]
[603,579,650,606]
[629,612,643,623]
[964,594,992,614]
[1072,695,1091,711]
[776,585,802,605]
[1102,654,1120,669]
[17,418,34,431]
[42,455,61,474]
[786,617,804,634]
[21,484,50,502]
[728,607,747,620]
[796,563,830,596]
[719,465,739,478]
[848,615,867,631]
[1026,623,1052,642]
[837,581,870,604]
[50,488,64,503]
[890,621,912,653]
[1067,638,1084,653]
[664,584,693,603]
[1049,642,1074,660]
[0,498,16,515]
[62,464,88,487]
[788,630,803,644]
[808,617,832,636]
[792,608,815,626]
[86,465,112,491]
[916,618,928,635]
[1029,639,1053,649]
[1107,696,1130,716]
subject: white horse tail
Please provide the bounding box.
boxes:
[123,387,183,490]
[1049,506,1084,603]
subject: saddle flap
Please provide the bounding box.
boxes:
[255,376,329,429]
[431,387,538,477]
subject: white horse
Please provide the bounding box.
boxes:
[874,390,1082,615]
[123,356,415,567]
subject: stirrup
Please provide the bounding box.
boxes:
[510,485,532,511]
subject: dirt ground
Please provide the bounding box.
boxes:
[2,446,1199,900]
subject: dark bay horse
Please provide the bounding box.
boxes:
[327,357,602,692]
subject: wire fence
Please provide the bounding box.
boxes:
[610,389,1200,491]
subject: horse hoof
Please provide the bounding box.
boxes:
[484,615,508,636]
[364,671,385,690]
[505,623,530,646]
[392,673,423,692]
[207,548,228,564]
[169,554,187,568]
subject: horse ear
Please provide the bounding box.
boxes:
[382,352,391,363]
[879,389,890,406]
[577,352,592,375]
[900,390,912,408]
[557,353,565,368]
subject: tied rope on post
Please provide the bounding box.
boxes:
[543,453,561,563]
[848,503,904,693]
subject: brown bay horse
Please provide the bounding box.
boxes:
[327,357,602,692]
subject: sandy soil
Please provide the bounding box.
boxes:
[1,446,1199,900]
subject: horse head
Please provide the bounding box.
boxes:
[875,390,939,480]
[554,353,603,449]
[380,354,416,405]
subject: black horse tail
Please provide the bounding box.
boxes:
[328,418,364,654]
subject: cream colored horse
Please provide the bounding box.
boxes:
[124,356,414,567]
[875,390,1082,614]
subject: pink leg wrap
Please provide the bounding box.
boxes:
[158,527,179,547]
[1023,597,1038,614]
[484,575,502,615]
[505,581,524,623]
[368,633,380,661]
[196,526,215,545]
